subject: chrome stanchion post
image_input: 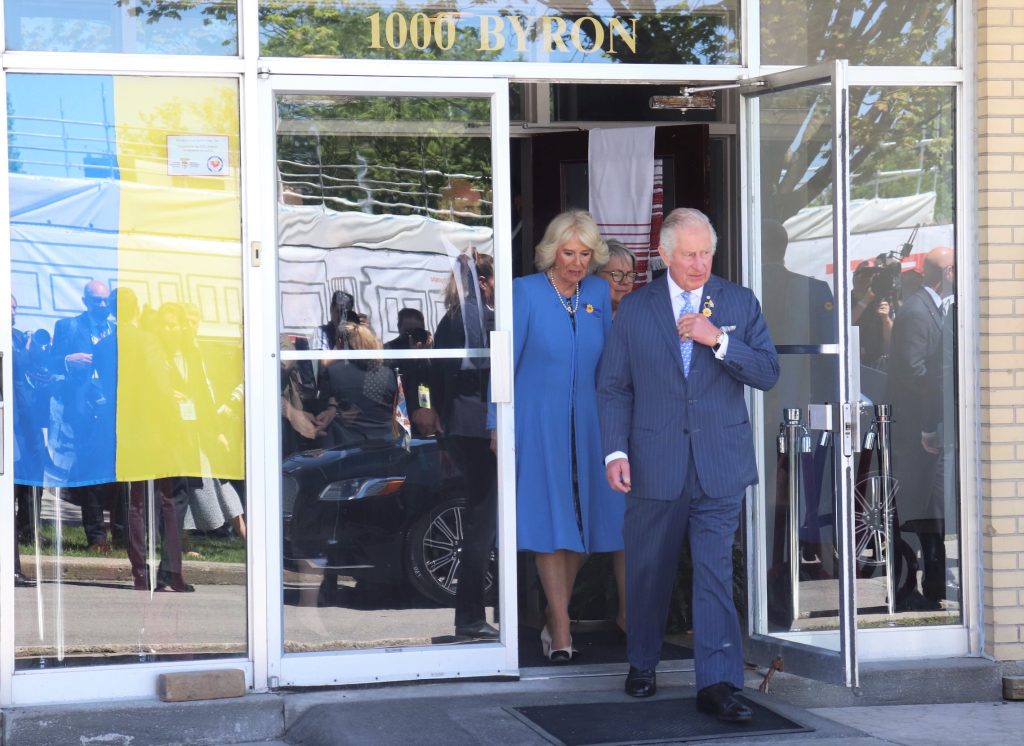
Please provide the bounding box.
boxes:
[780,408,803,625]
[873,404,896,617]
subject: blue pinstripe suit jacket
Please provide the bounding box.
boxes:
[597,273,779,500]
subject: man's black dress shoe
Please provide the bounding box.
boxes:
[696,682,752,722]
[455,620,500,640]
[14,573,35,588]
[625,666,657,698]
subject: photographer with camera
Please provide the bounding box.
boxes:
[385,307,438,437]
[851,262,895,369]
[854,227,919,370]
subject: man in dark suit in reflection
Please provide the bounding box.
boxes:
[598,208,779,721]
[50,279,117,552]
[888,246,955,610]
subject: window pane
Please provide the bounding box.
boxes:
[9,74,247,668]
[276,94,502,651]
[260,1,739,64]
[757,84,960,633]
[756,83,843,635]
[848,87,959,625]
[5,1,238,54]
[760,0,955,66]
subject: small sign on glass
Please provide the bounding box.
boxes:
[167,135,230,177]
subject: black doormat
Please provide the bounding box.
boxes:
[511,695,813,745]
[518,625,693,668]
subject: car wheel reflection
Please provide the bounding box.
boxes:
[405,498,495,606]
[283,438,494,607]
[836,474,917,604]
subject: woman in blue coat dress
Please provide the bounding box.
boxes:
[513,210,625,661]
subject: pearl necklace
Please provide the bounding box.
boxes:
[547,270,580,315]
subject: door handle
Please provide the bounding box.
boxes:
[807,401,858,457]
[489,330,512,404]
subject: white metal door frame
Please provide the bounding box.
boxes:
[740,60,859,687]
[256,74,518,688]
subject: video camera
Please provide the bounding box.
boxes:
[869,224,919,306]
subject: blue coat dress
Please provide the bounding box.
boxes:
[512,272,624,553]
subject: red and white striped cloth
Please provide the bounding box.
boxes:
[588,127,656,286]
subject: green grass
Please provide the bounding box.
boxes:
[858,615,957,629]
[19,525,246,564]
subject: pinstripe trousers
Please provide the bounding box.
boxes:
[623,446,745,690]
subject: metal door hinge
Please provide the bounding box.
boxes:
[251,241,262,267]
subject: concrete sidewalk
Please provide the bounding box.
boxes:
[4,657,1022,745]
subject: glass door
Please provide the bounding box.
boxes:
[742,61,859,686]
[260,76,517,687]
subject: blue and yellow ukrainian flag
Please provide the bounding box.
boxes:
[9,74,244,487]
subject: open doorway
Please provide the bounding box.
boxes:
[511,81,738,283]
[508,80,739,670]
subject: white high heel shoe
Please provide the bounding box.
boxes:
[540,625,576,662]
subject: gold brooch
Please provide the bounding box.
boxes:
[585,304,594,314]
[702,296,714,317]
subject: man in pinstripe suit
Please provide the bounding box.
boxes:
[598,208,779,722]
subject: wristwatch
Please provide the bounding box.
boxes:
[712,330,726,353]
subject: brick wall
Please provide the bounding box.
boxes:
[978,0,1024,660]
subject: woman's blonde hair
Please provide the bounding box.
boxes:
[533,210,608,272]
[338,322,383,351]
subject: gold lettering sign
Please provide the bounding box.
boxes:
[366,12,638,57]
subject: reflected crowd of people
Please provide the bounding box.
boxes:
[279,252,500,635]
[844,245,956,612]
[762,218,958,615]
[11,281,245,594]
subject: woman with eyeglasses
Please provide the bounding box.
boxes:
[598,239,639,317]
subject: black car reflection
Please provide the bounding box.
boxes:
[282,437,490,606]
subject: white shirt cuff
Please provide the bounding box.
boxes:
[714,331,730,360]
[605,451,628,465]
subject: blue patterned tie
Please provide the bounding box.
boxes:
[679,290,694,376]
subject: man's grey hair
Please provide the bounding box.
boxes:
[659,208,718,259]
